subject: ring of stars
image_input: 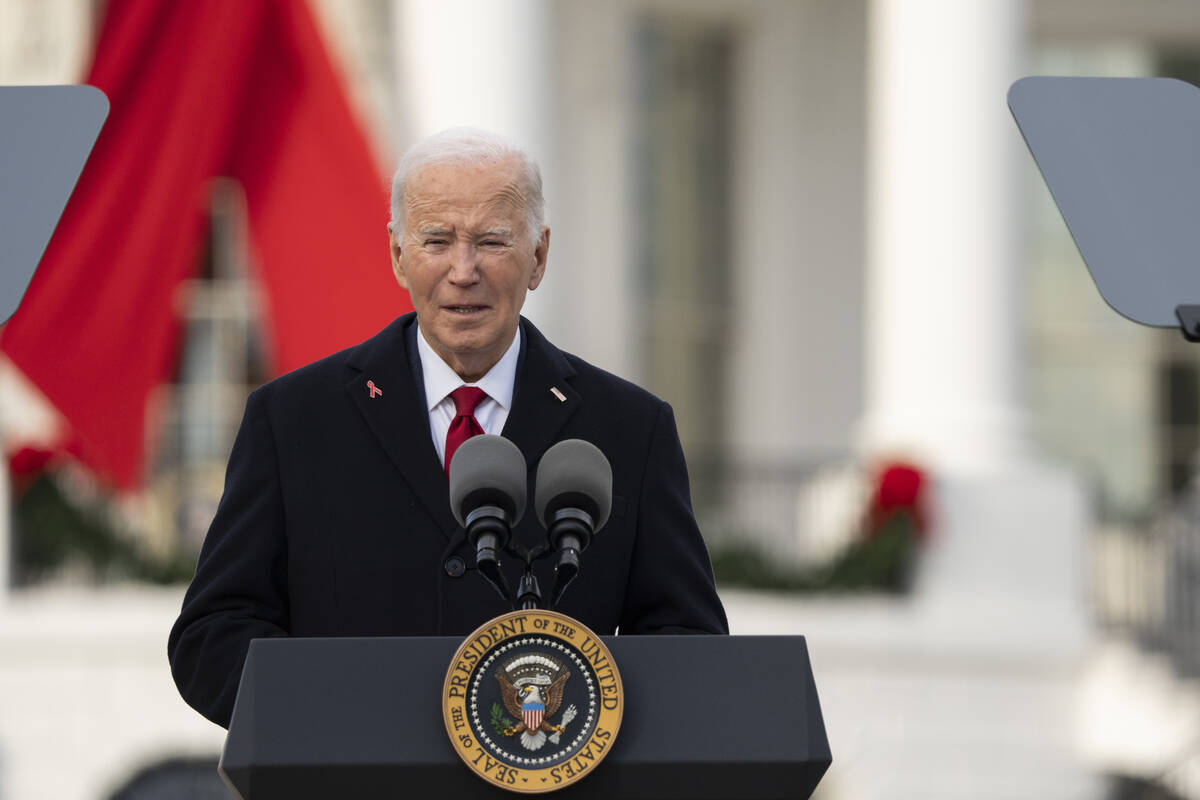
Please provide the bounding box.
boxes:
[467,635,600,767]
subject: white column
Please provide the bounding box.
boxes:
[391,0,556,336]
[861,0,1089,636]
[861,0,1029,475]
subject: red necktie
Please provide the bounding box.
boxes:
[444,386,487,477]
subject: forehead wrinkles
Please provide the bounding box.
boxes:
[406,185,527,236]
[404,163,529,233]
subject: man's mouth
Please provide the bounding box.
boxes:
[445,305,487,314]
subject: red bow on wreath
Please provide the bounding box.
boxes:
[866,461,929,541]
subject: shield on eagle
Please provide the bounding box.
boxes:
[522,701,545,730]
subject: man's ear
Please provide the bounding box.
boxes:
[388,223,409,289]
[528,226,550,290]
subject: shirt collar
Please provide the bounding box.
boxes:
[415,323,521,412]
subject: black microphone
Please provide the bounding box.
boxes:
[449,434,527,604]
[534,439,612,607]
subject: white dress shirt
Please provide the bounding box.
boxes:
[416,323,521,468]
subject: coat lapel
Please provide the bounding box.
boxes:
[345,314,459,541]
[503,318,581,474]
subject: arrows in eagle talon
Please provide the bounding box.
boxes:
[547,704,577,745]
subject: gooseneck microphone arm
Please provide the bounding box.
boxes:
[448,435,530,609]
[534,440,613,610]
[546,508,594,607]
[465,505,515,606]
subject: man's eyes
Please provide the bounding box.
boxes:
[419,236,508,248]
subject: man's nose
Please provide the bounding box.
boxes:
[447,241,480,283]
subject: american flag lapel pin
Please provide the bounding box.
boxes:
[550,386,566,402]
[367,380,383,398]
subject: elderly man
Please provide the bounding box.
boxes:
[168,128,727,728]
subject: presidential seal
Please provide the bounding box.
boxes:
[442,609,623,793]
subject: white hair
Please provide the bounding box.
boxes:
[389,127,546,246]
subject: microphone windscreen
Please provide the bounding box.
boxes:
[448,434,527,526]
[534,439,612,531]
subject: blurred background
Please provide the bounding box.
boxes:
[3,0,1200,798]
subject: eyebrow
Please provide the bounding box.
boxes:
[414,225,514,239]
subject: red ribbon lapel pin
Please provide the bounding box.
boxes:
[367,380,383,399]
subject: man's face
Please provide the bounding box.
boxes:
[389,158,548,382]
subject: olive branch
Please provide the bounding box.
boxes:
[490,702,516,736]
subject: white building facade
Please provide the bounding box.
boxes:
[4,0,1200,797]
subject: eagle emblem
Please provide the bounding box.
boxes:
[443,609,625,792]
[494,654,575,751]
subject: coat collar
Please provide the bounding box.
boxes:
[344,313,581,541]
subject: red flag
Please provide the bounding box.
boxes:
[1,0,408,489]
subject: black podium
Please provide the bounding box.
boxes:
[219,635,830,799]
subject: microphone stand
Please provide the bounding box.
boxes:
[483,539,580,611]
[517,571,542,610]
